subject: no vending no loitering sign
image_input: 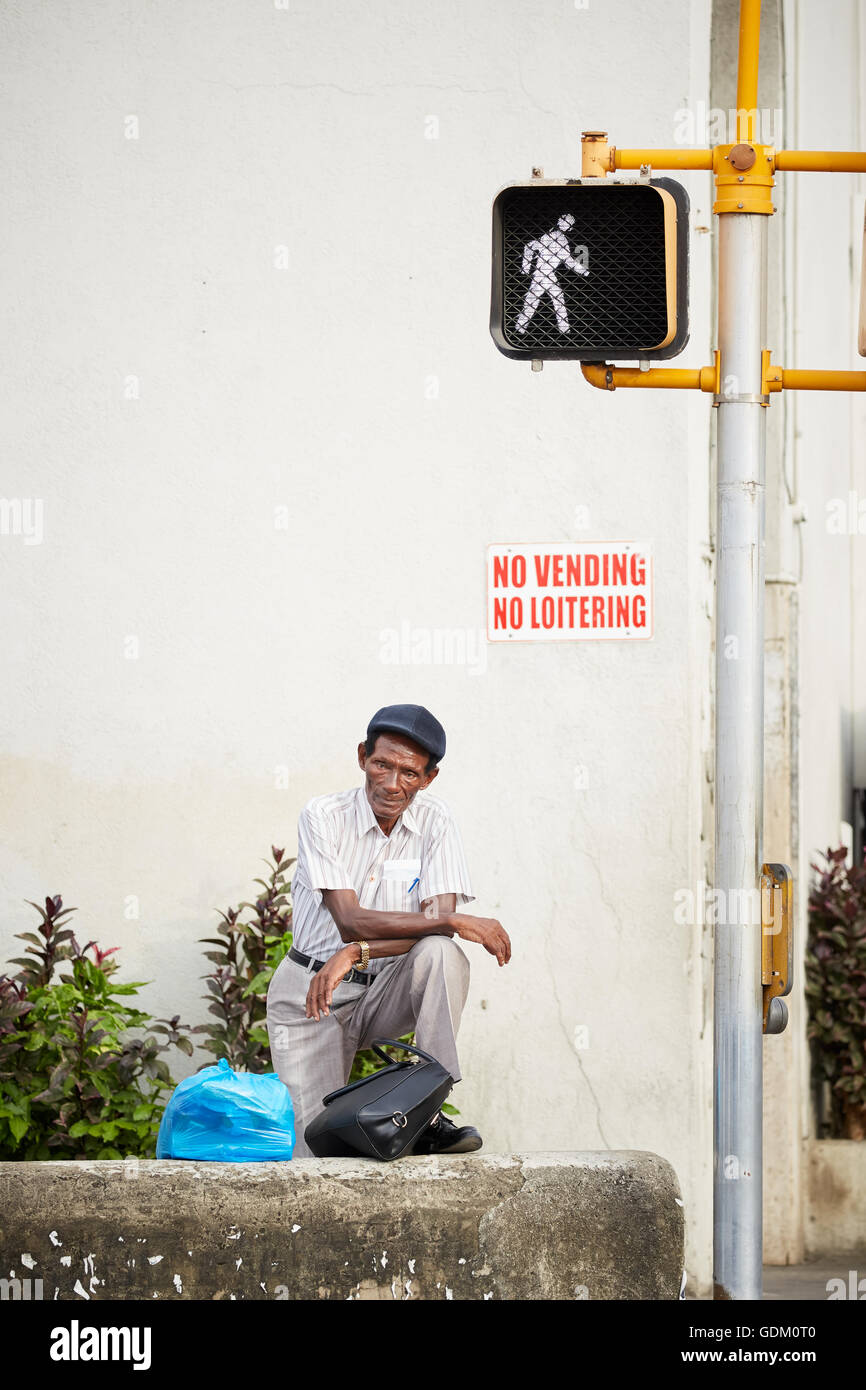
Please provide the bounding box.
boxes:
[487,541,653,641]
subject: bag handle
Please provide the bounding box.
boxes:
[319,1038,447,1107]
[370,1037,441,1069]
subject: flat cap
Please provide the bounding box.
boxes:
[366,704,446,762]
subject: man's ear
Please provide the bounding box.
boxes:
[357,742,367,771]
[421,765,440,789]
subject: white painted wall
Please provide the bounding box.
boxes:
[7,0,861,1293]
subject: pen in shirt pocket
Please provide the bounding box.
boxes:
[408,876,420,893]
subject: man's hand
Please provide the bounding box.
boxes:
[305,946,357,1021]
[449,914,511,966]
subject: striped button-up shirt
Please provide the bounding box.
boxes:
[291,784,475,974]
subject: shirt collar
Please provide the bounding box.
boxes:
[354,785,421,838]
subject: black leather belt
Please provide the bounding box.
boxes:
[289,945,373,986]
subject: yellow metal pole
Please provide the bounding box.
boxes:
[774,150,866,173]
[609,148,866,176]
[581,362,718,391]
[736,0,762,142]
[780,369,866,390]
[613,148,713,171]
[581,361,866,394]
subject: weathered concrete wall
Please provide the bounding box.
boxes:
[806,1143,866,1259]
[0,0,716,1293]
[0,1152,684,1301]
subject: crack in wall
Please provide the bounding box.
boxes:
[541,908,612,1150]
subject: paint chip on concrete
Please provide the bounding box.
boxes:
[49,1231,62,1247]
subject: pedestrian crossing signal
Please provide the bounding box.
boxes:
[490,178,689,361]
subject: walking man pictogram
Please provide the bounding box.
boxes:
[515,212,589,336]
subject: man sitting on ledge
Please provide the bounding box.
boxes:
[266,704,511,1157]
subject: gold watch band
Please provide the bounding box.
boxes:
[358,940,370,971]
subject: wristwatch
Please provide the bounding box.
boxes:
[357,940,370,971]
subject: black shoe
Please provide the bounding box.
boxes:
[413,1111,483,1155]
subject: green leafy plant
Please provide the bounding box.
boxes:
[0,895,197,1159]
[198,847,295,1071]
[805,847,866,1139]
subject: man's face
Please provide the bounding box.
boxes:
[357,732,438,823]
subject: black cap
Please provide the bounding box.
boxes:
[366,704,446,763]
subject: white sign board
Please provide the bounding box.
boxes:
[487,541,653,642]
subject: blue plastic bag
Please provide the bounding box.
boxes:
[156,1058,295,1161]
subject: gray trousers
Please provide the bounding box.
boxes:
[266,936,470,1157]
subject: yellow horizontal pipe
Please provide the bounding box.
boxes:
[774,149,866,173]
[778,149,866,172]
[581,362,717,391]
[613,148,714,171]
[582,362,866,396]
[610,147,865,175]
[781,369,866,391]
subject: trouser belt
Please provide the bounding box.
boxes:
[288,944,374,986]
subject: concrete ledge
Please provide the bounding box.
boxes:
[0,1151,684,1301]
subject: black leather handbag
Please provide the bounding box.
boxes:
[304,1038,453,1160]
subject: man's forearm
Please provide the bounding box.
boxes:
[338,906,455,942]
[341,937,419,963]
[316,889,510,967]
[318,888,455,943]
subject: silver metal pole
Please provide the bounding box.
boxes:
[713,210,768,1301]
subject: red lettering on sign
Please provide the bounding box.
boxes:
[488,544,652,639]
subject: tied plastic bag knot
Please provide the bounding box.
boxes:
[157,1058,295,1161]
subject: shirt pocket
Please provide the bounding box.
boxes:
[380,858,422,912]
